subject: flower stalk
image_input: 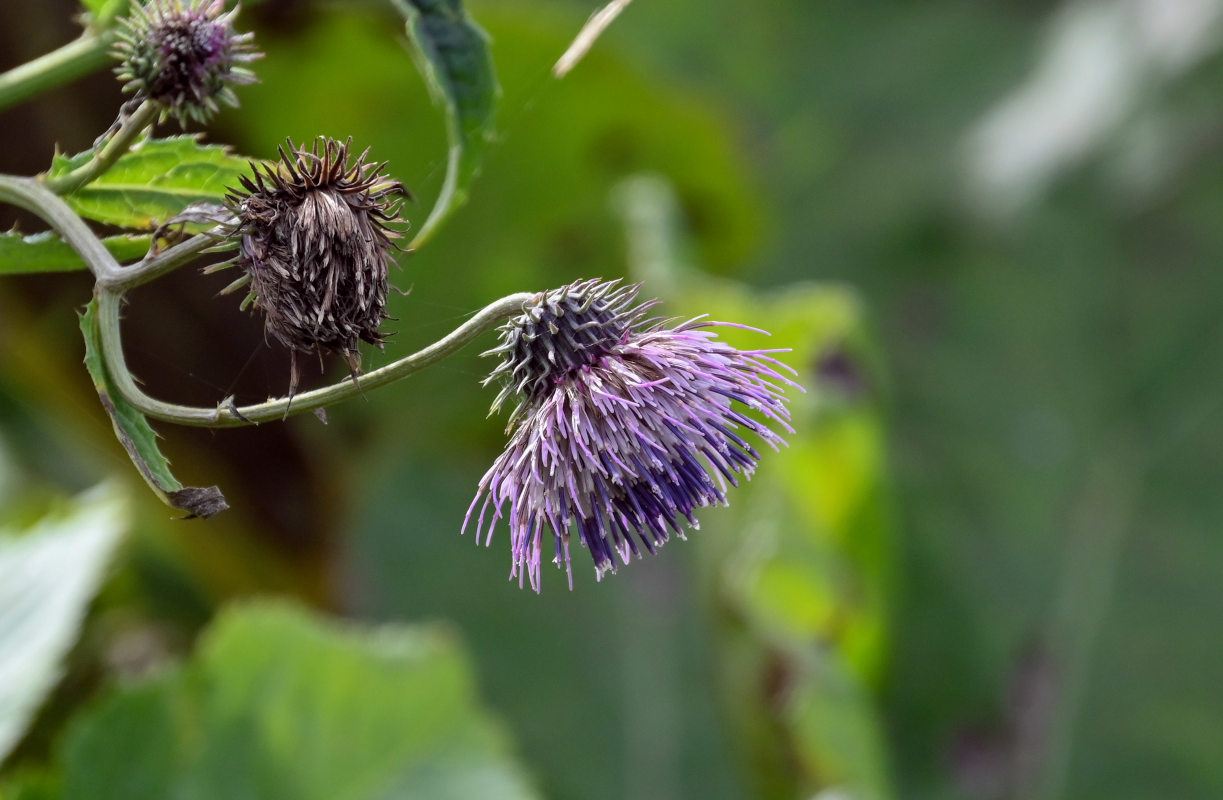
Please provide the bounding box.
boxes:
[0,31,114,112]
[41,100,160,195]
[0,167,534,428]
[0,174,124,283]
[94,289,536,427]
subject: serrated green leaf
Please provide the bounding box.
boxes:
[392,0,499,249]
[55,602,539,800]
[48,136,250,229]
[0,485,127,766]
[0,231,152,275]
[79,299,227,518]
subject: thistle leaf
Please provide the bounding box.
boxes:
[0,485,127,766]
[0,230,152,275]
[79,299,227,518]
[53,603,539,799]
[392,0,500,250]
[615,174,894,799]
[46,136,251,230]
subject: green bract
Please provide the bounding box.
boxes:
[113,0,260,126]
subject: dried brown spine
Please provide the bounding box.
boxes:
[227,137,408,397]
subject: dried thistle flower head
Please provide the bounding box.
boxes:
[114,0,260,126]
[225,137,408,396]
[465,279,801,592]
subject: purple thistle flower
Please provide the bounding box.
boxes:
[465,279,800,592]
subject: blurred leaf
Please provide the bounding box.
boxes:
[79,299,227,518]
[615,174,894,799]
[78,0,128,26]
[51,602,538,800]
[391,0,499,249]
[0,484,127,765]
[47,136,250,229]
[0,231,152,275]
[2,769,60,800]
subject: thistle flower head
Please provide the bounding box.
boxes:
[486,279,655,421]
[114,0,260,126]
[465,279,801,592]
[225,137,408,394]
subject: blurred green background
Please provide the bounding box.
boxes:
[1,1,1221,798]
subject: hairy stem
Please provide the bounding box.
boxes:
[0,32,113,112]
[0,173,224,290]
[107,230,228,290]
[2,169,530,431]
[96,288,533,427]
[0,174,121,282]
[42,100,159,195]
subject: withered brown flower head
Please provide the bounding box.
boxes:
[226,137,408,396]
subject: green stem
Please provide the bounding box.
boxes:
[0,32,114,112]
[0,173,224,289]
[104,229,228,291]
[96,288,532,427]
[42,100,160,195]
[2,170,530,432]
[0,174,121,282]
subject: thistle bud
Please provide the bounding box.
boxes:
[225,137,408,396]
[114,0,260,126]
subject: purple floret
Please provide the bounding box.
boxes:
[465,280,800,592]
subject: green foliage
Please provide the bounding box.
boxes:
[392,0,499,249]
[6,1,1217,799]
[78,0,128,28]
[616,175,894,799]
[29,603,537,800]
[0,231,151,275]
[46,136,250,229]
[0,485,127,765]
[78,300,226,518]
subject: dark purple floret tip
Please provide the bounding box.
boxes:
[465,279,801,592]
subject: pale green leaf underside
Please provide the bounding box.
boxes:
[0,485,128,766]
[392,0,500,250]
[0,230,152,274]
[48,135,250,229]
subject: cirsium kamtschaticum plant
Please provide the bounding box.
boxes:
[0,0,799,588]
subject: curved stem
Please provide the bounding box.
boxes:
[0,173,223,289]
[1,171,532,432]
[0,32,113,112]
[96,288,532,427]
[106,229,227,291]
[0,174,121,282]
[42,100,159,195]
